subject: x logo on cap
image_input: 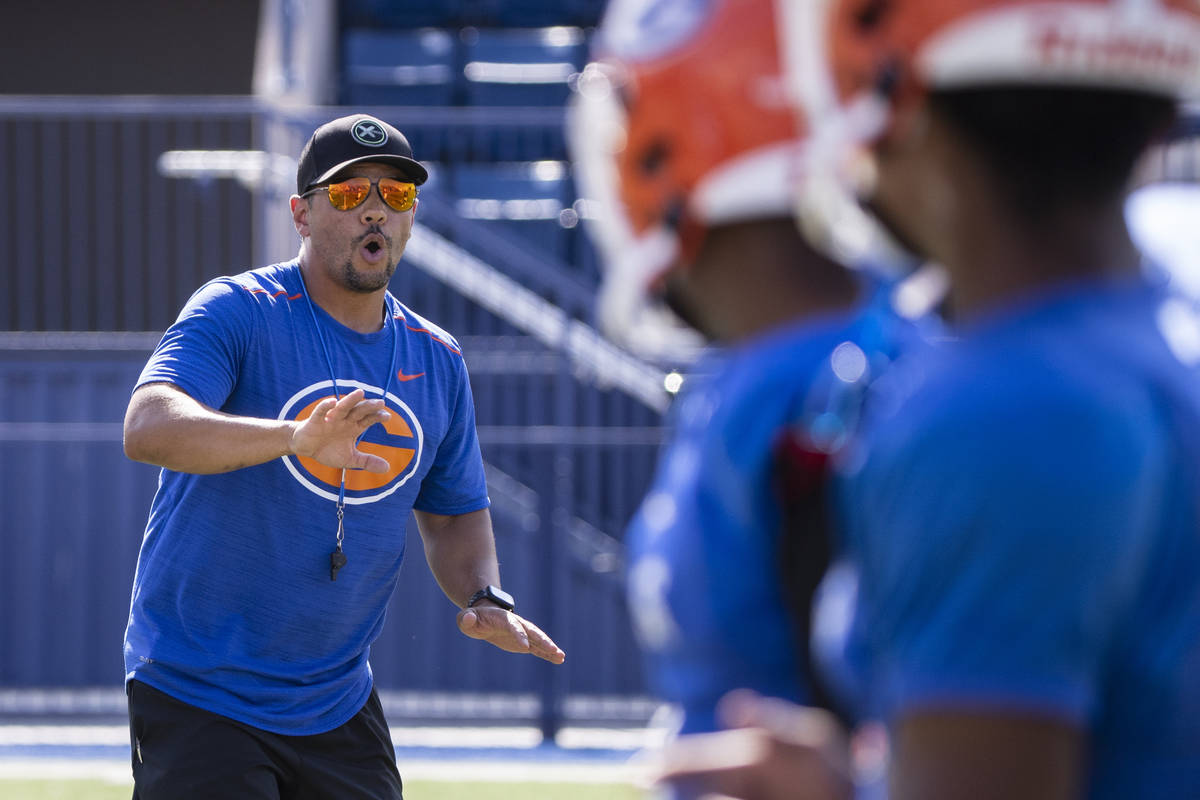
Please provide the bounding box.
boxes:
[352,119,388,146]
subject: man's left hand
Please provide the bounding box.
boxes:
[456,605,566,664]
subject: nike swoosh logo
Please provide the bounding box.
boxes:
[396,370,425,382]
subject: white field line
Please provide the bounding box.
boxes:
[0,758,648,785]
[0,725,663,750]
[0,724,667,784]
[0,759,133,784]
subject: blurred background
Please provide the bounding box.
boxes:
[2,0,1199,760]
[0,0,675,746]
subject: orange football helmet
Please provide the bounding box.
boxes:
[775,0,1200,277]
[790,0,1200,152]
[568,0,812,361]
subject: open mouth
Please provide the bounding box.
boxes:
[360,234,387,262]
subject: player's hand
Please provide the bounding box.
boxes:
[289,388,392,473]
[652,690,853,800]
[456,605,566,664]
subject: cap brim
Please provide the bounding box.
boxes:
[313,154,429,188]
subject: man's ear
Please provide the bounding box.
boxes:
[291,195,309,237]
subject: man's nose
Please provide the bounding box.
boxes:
[359,195,387,224]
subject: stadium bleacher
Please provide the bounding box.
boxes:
[341,28,460,106]
[451,161,574,259]
[338,0,467,29]
[339,0,599,107]
[336,0,602,282]
[459,26,587,107]
[338,0,607,29]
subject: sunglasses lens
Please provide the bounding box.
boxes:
[379,180,417,212]
[327,178,372,210]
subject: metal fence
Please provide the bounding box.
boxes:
[0,97,592,331]
[0,99,257,331]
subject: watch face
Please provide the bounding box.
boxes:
[471,585,515,610]
[490,586,515,609]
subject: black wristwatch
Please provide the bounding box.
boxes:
[467,585,515,611]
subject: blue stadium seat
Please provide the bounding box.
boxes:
[570,0,608,26]
[448,161,573,257]
[460,27,586,106]
[341,28,459,106]
[469,0,607,26]
[339,0,465,28]
[472,0,575,27]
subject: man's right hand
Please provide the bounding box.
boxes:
[289,388,392,472]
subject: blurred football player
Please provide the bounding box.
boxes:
[568,1,933,796]
[656,0,1200,798]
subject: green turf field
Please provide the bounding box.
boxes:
[0,778,647,799]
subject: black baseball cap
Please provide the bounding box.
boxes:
[296,114,428,194]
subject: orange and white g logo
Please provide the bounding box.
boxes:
[278,379,424,503]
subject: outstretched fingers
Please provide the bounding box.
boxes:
[292,389,393,473]
[309,396,338,421]
[519,617,565,664]
[456,607,565,664]
[325,389,389,427]
[353,403,392,433]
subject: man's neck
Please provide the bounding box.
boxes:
[299,260,388,334]
[943,198,1140,323]
[693,219,860,343]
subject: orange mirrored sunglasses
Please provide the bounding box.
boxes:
[300,177,418,212]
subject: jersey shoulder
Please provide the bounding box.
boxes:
[391,299,465,360]
[220,262,305,307]
[862,312,1173,526]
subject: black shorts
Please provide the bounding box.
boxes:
[127,679,403,800]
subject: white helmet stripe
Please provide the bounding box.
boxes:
[919,4,1200,97]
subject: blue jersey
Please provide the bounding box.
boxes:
[626,297,916,736]
[829,277,1200,797]
[124,260,489,735]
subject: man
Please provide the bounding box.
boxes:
[122,113,564,800]
[656,1,1200,798]
[568,2,928,794]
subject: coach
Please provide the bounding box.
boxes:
[121,113,564,800]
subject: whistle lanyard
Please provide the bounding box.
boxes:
[298,272,399,581]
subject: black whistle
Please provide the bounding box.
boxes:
[330,548,347,581]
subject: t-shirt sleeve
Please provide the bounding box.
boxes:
[135,279,254,409]
[413,358,490,515]
[855,391,1165,723]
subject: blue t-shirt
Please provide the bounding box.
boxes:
[829,278,1200,797]
[124,260,489,735]
[626,294,918,736]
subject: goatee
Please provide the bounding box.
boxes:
[339,250,395,293]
